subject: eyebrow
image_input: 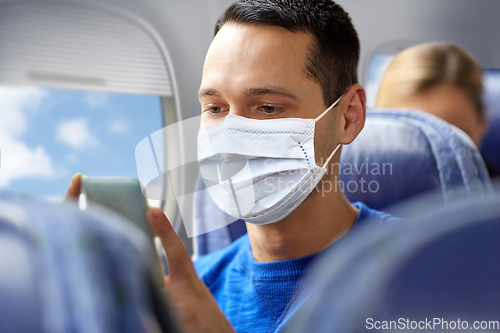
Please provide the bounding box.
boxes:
[245,87,300,101]
[198,86,300,101]
[198,88,220,98]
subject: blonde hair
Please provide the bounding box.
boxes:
[375,42,484,118]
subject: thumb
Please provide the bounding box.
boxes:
[66,173,82,200]
[147,207,196,281]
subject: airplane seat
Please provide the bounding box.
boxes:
[195,109,492,257]
[286,193,500,332]
[0,191,179,333]
[194,178,248,255]
[339,109,492,210]
[0,198,41,333]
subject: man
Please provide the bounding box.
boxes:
[67,1,401,332]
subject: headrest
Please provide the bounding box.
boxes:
[287,193,500,332]
[339,109,492,210]
[0,197,41,333]
[0,192,179,333]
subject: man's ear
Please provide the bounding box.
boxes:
[337,84,366,145]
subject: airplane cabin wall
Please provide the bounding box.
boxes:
[1,0,496,123]
[0,0,497,119]
[336,0,500,85]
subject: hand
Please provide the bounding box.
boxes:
[65,173,233,332]
[147,207,235,333]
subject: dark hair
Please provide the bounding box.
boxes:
[214,0,360,106]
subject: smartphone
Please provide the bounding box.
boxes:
[80,176,164,288]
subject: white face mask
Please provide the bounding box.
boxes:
[197,95,343,225]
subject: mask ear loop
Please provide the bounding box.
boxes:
[314,94,344,169]
[322,143,341,169]
[315,94,343,122]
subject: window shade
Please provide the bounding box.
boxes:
[0,2,173,96]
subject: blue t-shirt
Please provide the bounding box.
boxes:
[194,202,402,333]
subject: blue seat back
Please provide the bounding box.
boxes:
[340,109,491,210]
[0,202,41,333]
[195,109,492,256]
[0,192,178,333]
[287,193,500,332]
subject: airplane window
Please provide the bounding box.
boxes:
[0,86,164,200]
[483,70,500,116]
[481,70,500,175]
[365,53,395,107]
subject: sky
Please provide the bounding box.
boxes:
[0,86,163,199]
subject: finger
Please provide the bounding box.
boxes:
[65,173,82,200]
[147,207,197,280]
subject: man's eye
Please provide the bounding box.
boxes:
[206,106,225,114]
[260,105,279,114]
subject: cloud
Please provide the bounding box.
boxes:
[56,118,99,150]
[84,92,109,109]
[0,87,46,136]
[0,133,57,187]
[0,87,58,188]
[109,120,129,134]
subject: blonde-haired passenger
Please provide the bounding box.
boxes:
[376,42,487,147]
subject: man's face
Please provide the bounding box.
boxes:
[199,23,337,162]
